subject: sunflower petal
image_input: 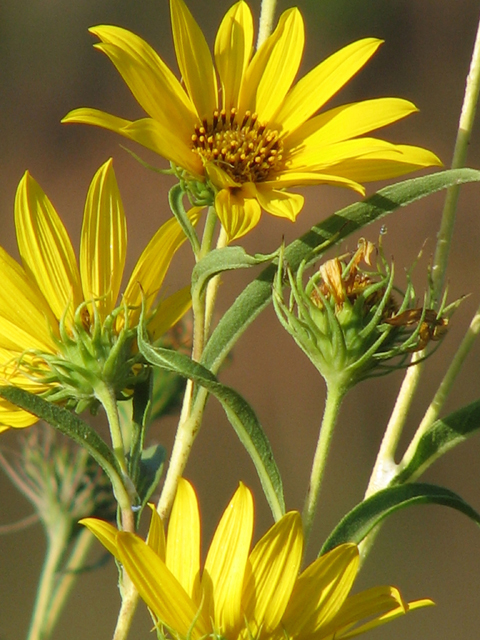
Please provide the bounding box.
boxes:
[170,0,217,119]
[0,402,38,430]
[122,118,203,176]
[80,517,121,560]
[124,208,202,325]
[254,186,304,220]
[286,98,419,152]
[62,107,134,135]
[273,38,383,135]
[117,531,209,639]
[263,171,365,195]
[215,1,254,111]
[239,8,304,121]
[80,159,126,321]
[146,504,166,561]
[215,188,262,242]
[0,247,57,351]
[242,511,303,634]
[14,172,82,324]
[166,478,201,599]
[147,287,192,342]
[203,483,254,634]
[281,543,359,636]
[89,25,197,138]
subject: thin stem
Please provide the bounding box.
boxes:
[401,303,480,473]
[431,11,480,301]
[26,516,71,640]
[302,383,346,548]
[112,577,141,640]
[257,0,277,48]
[42,528,95,638]
[364,357,424,497]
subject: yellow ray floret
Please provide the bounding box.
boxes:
[82,479,434,640]
[63,0,441,242]
[0,160,199,430]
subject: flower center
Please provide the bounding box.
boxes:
[191,108,284,184]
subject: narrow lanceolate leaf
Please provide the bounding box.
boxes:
[137,322,285,521]
[191,246,277,300]
[320,483,480,555]
[202,168,480,376]
[0,386,122,489]
[395,400,480,483]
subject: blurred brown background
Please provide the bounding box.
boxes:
[1,0,480,638]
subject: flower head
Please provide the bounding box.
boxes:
[0,159,200,431]
[273,238,451,392]
[82,478,433,640]
[63,0,441,242]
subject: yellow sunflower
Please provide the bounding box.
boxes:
[63,0,441,242]
[0,159,200,431]
[83,478,433,639]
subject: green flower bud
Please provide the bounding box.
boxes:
[273,238,450,393]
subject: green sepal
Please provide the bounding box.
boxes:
[320,482,480,555]
[202,168,480,376]
[192,246,277,301]
[137,323,285,521]
[0,386,124,495]
[395,399,480,483]
[169,183,201,255]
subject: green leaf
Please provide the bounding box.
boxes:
[395,400,480,483]
[202,169,480,375]
[192,246,277,301]
[0,386,122,485]
[137,326,285,521]
[136,443,166,513]
[320,482,480,555]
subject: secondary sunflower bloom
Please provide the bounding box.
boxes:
[82,479,433,639]
[0,159,200,431]
[62,0,442,242]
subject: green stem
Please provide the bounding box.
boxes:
[26,515,71,640]
[302,382,346,548]
[42,528,95,638]
[400,303,480,474]
[431,12,480,301]
[364,356,424,498]
[112,577,141,640]
[257,0,278,48]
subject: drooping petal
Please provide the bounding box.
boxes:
[0,248,57,352]
[147,286,192,342]
[214,1,254,111]
[80,517,121,560]
[281,543,359,637]
[322,143,443,183]
[324,587,434,640]
[285,98,419,152]
[123,208,203,325]
[146,505,166,561]
[203,483,254,635]
[122,119,203,176]
[166,478,201,599]
[239,8,304,122]
[116,531,210,639]
[215,188,262,242]
[62,108,134,137]
[272,38,383,136]
[80,159,127,321]
[242,511,303,635]
[14,172,82,324]
[287,137,404,172]
[254,185,304,220]
[170,0,217,119]
[0,402,38,430]
[263,171,365,195]
[89,25,197,139]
